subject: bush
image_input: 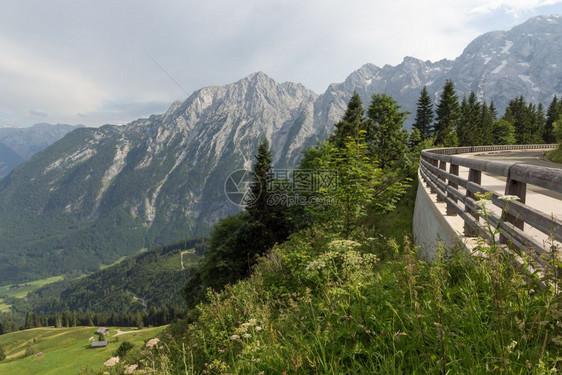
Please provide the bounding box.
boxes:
[0,344,5,361]
[113,341,134,358]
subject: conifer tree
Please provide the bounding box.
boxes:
[366,93,409,169]
[480,101,495,145]
[489,101,498,121]
[247,139,273,221]
[457,93,483,146]
[545,96,561,143]
[434,80,460,147]
[413,86,434,140]
[332,91,365,147]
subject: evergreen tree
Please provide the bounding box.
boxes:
[413,86,434,140]
[492,119,516,145]
[457,92,482,146]
[434,80,460,146]
[480,101,495,145]
[545,96,561,143]
[489,101,498,121]
[247,140,273,221]
[366,93,410,169]
[331,91,365,147]
[504,97,544,144]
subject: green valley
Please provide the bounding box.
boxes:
[0,326,166,375]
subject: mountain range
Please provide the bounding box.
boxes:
[1,15,561,283]
[0,123,82,177]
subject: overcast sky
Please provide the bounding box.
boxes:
[1,0,562,128]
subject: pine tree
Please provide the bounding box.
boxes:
[492,119,516,145]
[434,80,460,147]
[366,93,410,169]
[480,101,495,145]
[247,140,273,220]
[457,92,482,146]
[332,91,365,147]
[489,101,498,121]
[413,86,434,140]
[545,96,561,143]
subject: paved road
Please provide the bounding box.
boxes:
[468,149,562,200]
[472,150,562,170]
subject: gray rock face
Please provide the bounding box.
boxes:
[1,15,561,281]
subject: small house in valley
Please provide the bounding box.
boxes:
[96,327,110,335]
[91,341,108,348]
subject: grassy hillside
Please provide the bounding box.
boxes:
[0,326,166,374]
[0,276,63,312]
[546,144,562,163]
[10,238,205,315]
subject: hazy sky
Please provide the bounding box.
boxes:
[2,0,562,128]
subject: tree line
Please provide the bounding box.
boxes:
[0,305,184,335]
[413,80,562,147]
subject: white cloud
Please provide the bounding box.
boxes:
[0,0,560,127]
[470,0,562,15]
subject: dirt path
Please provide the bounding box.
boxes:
[125,289,147,313]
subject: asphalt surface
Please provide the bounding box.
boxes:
[470,149,562,200]
[473,150,562,170]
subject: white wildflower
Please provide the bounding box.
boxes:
[145,338,160,348]
[241,322,251,329]
[230,334,240,341]
[104,357,120,367]
[243,333,252,339]
[248,318,258,325]
[255,326,262,332]
[327,239,361,252]
[499,195,520,202]
[126,364,139,374]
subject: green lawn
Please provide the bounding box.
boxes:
[0,326,166,374]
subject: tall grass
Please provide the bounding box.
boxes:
[91,217,561,374]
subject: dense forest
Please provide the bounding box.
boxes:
[413,80,562,147]
[0,238,205,334]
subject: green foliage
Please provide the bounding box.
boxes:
[503,96,545,144]
[331,91,365,148]
[553,118,562,143]
[112,225,562,374]
[113,341,134,358]
[7,238,203,319]
[413,86,434,140]
[545,96,562,143]
[0,344,5,361]
[306,135,408,239]
[366,93,410,169]
[493,119,517,145]
[546,143,562,164]
[434,79,460,147]
[457,92,482,146]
